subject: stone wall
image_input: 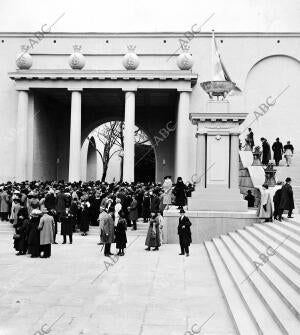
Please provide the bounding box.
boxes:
[239,159,261,207]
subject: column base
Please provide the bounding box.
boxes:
[188,185,248,212]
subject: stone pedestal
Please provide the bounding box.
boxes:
[189,100,248,212]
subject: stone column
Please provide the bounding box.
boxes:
[230,132,240,189]
[195,129,206,188]
[68,89,82,182]
[123,90,136,182]
[175,90,191,181]
[15,90,29,181]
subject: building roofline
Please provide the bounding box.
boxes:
[0,31,300,38]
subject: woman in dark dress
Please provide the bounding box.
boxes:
[173,177,187,209]
[80,199,90,236]
[115,211,127,256]
[145,212,160,251]
[27,209,42,258]
[13,205,29,255]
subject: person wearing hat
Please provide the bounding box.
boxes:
[0,187,10,222]
[178,209,192,257]
[60,208,73,244]
[101,207,115,257]
[174,177,187,209]
[28,209,42,258]
[271,138,283,166]
[98,206,110,246]
[38,208,54,258]
[278,177,295,220]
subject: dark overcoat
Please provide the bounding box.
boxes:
[272,141,283,161]
[145,218,160,247]
[129,199,138,221]
[262,141,271,165]
[115,218,127,249]
[60,213,73,235]
[279,184,295,210]
[178,216,192,247]
[27,216,41,256]
[174,182,187,206]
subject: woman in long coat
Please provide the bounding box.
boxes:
[145,212,160,251]
[174,177,187,208]
[13,205,29,255]
[257,184,273,222]
[38,209,54,258]
[80,198,90,236]
[261,138,271,166]
[115,211,127,256]
[27,209,42,258]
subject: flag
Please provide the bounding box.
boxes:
[211,30,242,94]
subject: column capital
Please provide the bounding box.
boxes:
[16,87,30,92]
[68,88,83,92]
[122,88,137,92]
[177,88,192,92]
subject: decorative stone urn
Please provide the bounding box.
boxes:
[122,45,139,70]
[176,43,193,70]
[252,146,262,166]
[200,80,236,99]
[69,45,86,70]
[264,163,277,187]
[16,45,33,69]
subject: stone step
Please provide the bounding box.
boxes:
[214,237,284,335]
[219,234,300,334]
[275,221,300,236]
[245,226,300,274]
[232,231,300,293]
[222,234,300,321]
[283,216,300,227]
[263,222,300,246]
[252,225,300,258]
[204,241,260,335]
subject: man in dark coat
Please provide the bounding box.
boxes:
[279,177,295,220]
[55,189,66,221]
[129,195,138,230]
[245,190,255,207]
[261,138,271,166]
[272,138,283,166]
[61,209,73,244]
[178,209,192,257]
[273,182,283,221]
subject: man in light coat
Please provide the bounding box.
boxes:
[98,206,109,246]
[0,187,9,221]
[38,208,54,258]
[101,208,115,257]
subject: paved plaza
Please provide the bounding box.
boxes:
[0,228,235,335]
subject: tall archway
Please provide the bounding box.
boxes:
[81,121,156,182]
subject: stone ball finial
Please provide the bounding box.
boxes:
[176,42,193,70]
[16,45,33,70]
[122,45,140,70]
[69,45,86,70]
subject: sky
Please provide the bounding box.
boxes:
[0,0,299,33]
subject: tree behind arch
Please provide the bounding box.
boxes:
[87,121,151,182]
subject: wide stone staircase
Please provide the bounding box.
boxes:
[205,219,300,334]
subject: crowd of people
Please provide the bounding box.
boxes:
[244,128,295,167]
[0,177,195,258]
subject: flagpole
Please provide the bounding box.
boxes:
[211,29,215,80]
